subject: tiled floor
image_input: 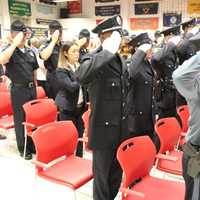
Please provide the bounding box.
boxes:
[0,129,184,200]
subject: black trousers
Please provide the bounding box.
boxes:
[59,107,84,157]
[37,80,48,96]
[46,72,59,100]
[93,149,122,200]
[10,85,36,154]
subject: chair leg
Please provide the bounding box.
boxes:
[23,133,27,158]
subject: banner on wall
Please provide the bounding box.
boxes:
[95,5,120,16]
[134,3,159,15]
[130,18,159,30]
[188,0,200,16]
[95,0,120,2]
[163,13,182,27]
[68,0,82,14]
[8,0,31,16]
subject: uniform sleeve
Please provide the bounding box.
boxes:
[75,49,115,85]
[56,70,79,93]
[128,49,146,79]
[32,51,39,70]
[172,53,200,100]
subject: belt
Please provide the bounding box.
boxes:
[12,82,35,88]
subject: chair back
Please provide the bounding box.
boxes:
[32,121,78,169]
[155,117,181,153]
[0,76,9,92]
[36,86,46,99]
[117,136,156,188]
[23,98,57,132]
[0,92,13,117]
[177,105,190,133]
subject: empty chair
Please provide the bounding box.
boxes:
[32,121,93,197]
[155,117,183,175]
[117,136,185,200]
[22,98,57,157]
[0,92,14,131]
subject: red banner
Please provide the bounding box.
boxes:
[130,17,159,30]
[68,0,82,14]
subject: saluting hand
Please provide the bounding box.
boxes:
[76,37,87,48]
[102,31,122,54]
[138,43,152,53]
[12,32,24,47]
[168,35,181,46]
[51,30,60,44]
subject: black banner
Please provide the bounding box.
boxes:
[135,3,159,15]
[95,5,120,16]
[95,0,119,2]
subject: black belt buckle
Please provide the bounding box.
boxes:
[28,82,34,88]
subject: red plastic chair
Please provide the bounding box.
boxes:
[177,105,190,147]
[155,117,183,175]
[0,92,14,131]
[0,76,9,92]
[36,86,46,99]
[117,136,185,200]
[22,98,57,157]
[32,121,93,197]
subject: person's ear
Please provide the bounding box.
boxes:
[64,51,68,58]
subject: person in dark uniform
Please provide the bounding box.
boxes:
[78,29,90,60]
[75,15,130,200]
[55,38,88,157]
[40,20,62,99]
[0,20,38,159]
[126,33,156,141]
[176,20,197,107]
[151,26,182,123]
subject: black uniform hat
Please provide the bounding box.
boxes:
[11,20,27,32]
[161,25,181,36]
[79,29,90,39]
[189,32,200,52]
[92,15,123,34]
[128,32,151,48]
[49,20,62,31]
[181,18,196,30]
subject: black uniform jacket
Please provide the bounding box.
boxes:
[75,46,129,150]
[55,68,87,112]
[126,50,154,133]
[151,42,178,111]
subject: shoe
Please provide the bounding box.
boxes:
[0,134,6,140]
[20,152,32,160]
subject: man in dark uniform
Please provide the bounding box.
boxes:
[75,15,130,200]
[151,26,181,122]
[126,33,157,143]
[0,20,38,159]
[78,29,90,60]
[176,19,197,107]
[40,20,62,99]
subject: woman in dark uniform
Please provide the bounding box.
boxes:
[55,38,88,157]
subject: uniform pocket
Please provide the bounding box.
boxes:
[104,79,121,100]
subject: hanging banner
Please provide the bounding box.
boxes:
[95,0,120,2]
[95,5,120,16]
[134,3,159,15]
[130,18,159,30]
[8,0,31,16]
[163,13,182,27]
[68,0,82,14]
[188,0,200,16]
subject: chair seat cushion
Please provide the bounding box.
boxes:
[125,175,185,200]
[38,155,93,189]
[157,150,183,175]
[0,116,14,130]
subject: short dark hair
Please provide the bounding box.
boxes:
[79,29,90,39]
[49,20,62,31]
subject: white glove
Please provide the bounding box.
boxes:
[51,30,60,44]
[102,31,121,54]
[189,26,199,36]
[138,43,152,53]
[12,32,24,47]
[168,35,181,46]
